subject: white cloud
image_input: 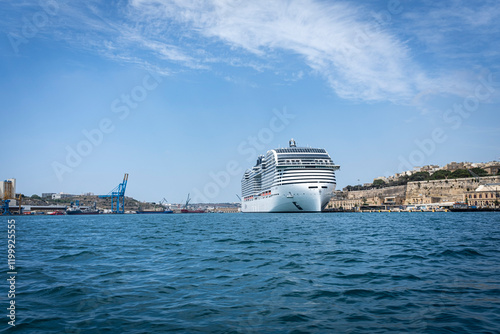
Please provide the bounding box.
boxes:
[4,0,498,105]
[129,0,499,105]
[129,0,424,103]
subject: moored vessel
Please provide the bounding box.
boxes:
[180,194,206,213]
[241,139,339,213]
[66,201,101,215]
[180,208,205,213]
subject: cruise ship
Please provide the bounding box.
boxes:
[241,139,340,212]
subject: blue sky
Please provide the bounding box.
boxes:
[1,0,499,203]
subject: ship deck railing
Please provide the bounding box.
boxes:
[276,162,339,167]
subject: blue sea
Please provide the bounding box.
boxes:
[3,213,500,333]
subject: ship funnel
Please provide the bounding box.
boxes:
[289,138,296,147]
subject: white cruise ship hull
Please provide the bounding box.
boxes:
[241,183,335,213]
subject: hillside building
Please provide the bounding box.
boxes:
[52,192,75,200]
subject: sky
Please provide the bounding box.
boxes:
[1,0,499,204]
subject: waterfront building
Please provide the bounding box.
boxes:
[464,184,500,208]
[0,178,16,199]
[214,207,240,213]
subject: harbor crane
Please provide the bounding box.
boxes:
[99,173,128,214]
[159,198,169,208]
[184,193,191,209]
[1,199,11,215]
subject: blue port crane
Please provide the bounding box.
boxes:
[99,173,129,214]
[1,199,11,215]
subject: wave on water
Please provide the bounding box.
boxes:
[432,248,486,258]
[8,212,500,333]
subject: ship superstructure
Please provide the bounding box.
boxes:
[241,139,339,212]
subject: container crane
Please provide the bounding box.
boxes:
[1,199,11,215]
[99,173,128,213]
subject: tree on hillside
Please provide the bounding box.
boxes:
[345,185,363,191]
[390,175,409,186]
[450,169,471,179]
[409,171,430,182]
[430,170,452,180]
[31,194,41,200]
[471,167,488,177]
[372,179,386,188]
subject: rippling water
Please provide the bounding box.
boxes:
[4,213,500,333]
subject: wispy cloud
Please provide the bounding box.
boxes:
[128,0,424,103]
[3,0,499,105]
[128,0,500,103]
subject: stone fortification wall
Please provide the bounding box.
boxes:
[330,176,500,209]
[328,185,406,209]
[346,185,406,200]
[405,176,500,204]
